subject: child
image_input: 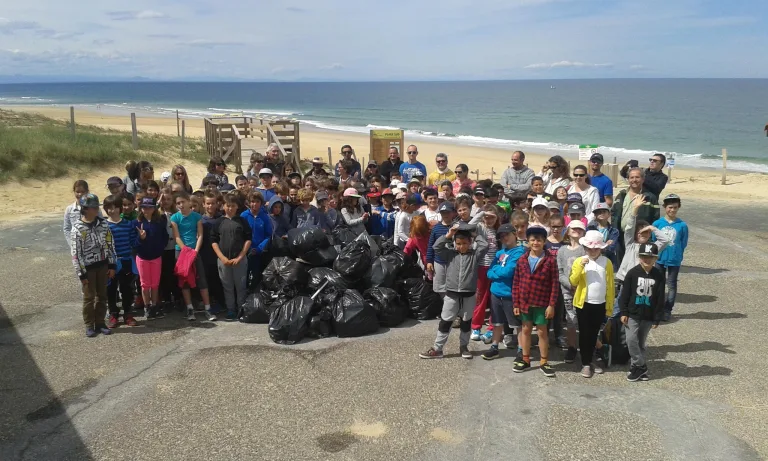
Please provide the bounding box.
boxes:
[256,168,277,202]
[70,193,116,337]
[121,193,138,221]
[588,202,620,268]
[557,221,587,363]
[64,180,91,248]
[287,172,303,188]
[455,198,472,224]
[371,188,398,239]
[421,189,440,226]
[426,202,456,295]
[291,188,324,228]
[268,195,291,237]
[170,192,216,321]
[241,190,273,289]
[569,230,615,378]
[529,197,551,234]
[158,188,180,311]
[146,180,160,200]
[553,186,568,209]
[394,197,418,249]
[469,205,500,343]
[546,214,565,255]
[548,201,562,216]
[106,176,124,196]
[403,214,431,270]
[212,194,253,320]
[512,226,559,377]
[509,211,529,248]
[235,175,250,192]
[471,187,486,217]
[103,194,137,327]
[564,202,587,228]
[419,223,488,359]
[316,190,338,232]
[135,197,169,319]
[201,192,225,314]
[530,176,553,201]
[620,243,665,381]
[482,223,526,359]
[340,188,369,235]
[652,194,688,321]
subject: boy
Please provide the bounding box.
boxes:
[509,211,529,248]
[530,176,553,201]
[481,224,526,360]
[268,195,291,237]
[256,168,277,202]
[202,191,225,314]
[426,202,456,295]
[71,194,116,337]
[241,191,272,288]
[235,175,250,192]
[394,197,418,249]
[565,202,587,227]
[588,202,620,268]
[212,194,253,320]
[652,194,688,321]
[121,192,138,221]
[315,190,338,232]
[557,221,587,363]
[421,189,440,226]
[420,223,488,359]
[107,176,124,195]
[371,188,398,239]
[471,187,486,217]
[170,192,216,321]
[545,214,565,256]
[103,195,137,328]
[620,243,665,381]
[291,188,324,228]
[512,226,559,377]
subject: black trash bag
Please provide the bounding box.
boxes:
[308,267,350,290]
[364,287,408,327]
[379,239,399,255]
[307,310,333,338]
[395,278,442,320]
[262,257,309,292]
[268,296,314,345]
[370,235,384,248]
[300,246,338,267]
[331,227,358,247]
[269,236,293,257]
[240,290,274,324]
[328,289,380,338]
[333,241,373,280]
[355,233,380,257]
[287,227,330,258]
[368,257,397,288]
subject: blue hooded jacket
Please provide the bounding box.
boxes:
[370,205,397,238]
[268,196,291,238]
[487,245,526,299]
[241,206,272,253]
[652,217,688,267]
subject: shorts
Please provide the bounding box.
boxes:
[175,249,208,290]
[563,296,577,328]
[520,306,547,326]
[432,262,447,294]
[490,294,518,327]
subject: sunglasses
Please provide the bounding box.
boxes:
[436,160,447,164]
[454,171,464,174]
[342,151,353,155]
[590,159,602,164]
[649,158,660,163]
[408,151,418,155]
[573,173,586,177]
[174,172,184,176]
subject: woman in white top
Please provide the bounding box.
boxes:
[568,164,600,221]
[544,155,571,194]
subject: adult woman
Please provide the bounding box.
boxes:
[544,156,571,194]
[125,160,154,195]
[451,163,476,195]
[171,164,193,194]
[246,152,265,182]
[201,157,229,190]
[567,165,599,220]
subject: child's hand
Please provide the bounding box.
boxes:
[426,263,434,274]
[545,305,554,320]
[107,269,115,279]
[231,256,242,265]
[137,224,147,240]
[639,225,655,234]
[605,239,614,247]
[362,212,369,219]
[580,255,590,267]
[220,257,231,266]
[621,315,628,325]
[371,210,380,215]
[514,307,520,316]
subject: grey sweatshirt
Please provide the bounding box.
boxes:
[616,212,670,281]
[557,244,586,300]
[433,232,488,293]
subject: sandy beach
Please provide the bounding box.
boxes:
[1,105,765,224]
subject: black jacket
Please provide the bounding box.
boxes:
[379,159,404,181]
[619,264,665,324]
[643,169,668,197]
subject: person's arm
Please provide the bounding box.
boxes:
[257,213,272,252]
[619,273,632,317]
[547,258,559,309]
[584,187,600,222]
[194,219,203,253]
[171,221,185,250]
[71,227,88,281]
[472,231,488,258]
[509,169,534,194]
[63,207,73,247]
[557,250,572,291]
[512,259,523,312]
[210,221,228,263]
[681,223,689,251]
[341,208,365,226]
[603,179,614,207]
[433,235,453,261]
[426,229,437,265]
[469,210,484,225]
[569,257,586,287]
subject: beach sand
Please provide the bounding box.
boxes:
[0,105,764,224]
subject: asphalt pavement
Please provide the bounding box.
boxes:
[0,200,766,460]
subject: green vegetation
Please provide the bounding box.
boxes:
[0,109,207,183]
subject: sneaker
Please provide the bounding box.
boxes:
[187,308,196,321]
[205,310,217,321]
[663,311,672,322]
[154,305,166,318]
[226,310,238,321]
[144,307,155,319]
[419,347,444,359]
[470,329,482,341]
[639,366,650,381]
[540,363,556,377]
[209,304,223,315]
[85,327,97,338]
[124,316,137,327]
[503,334,518,349]
[594,358,606,374]
[97,324,112,335]
[482,346,500,360]
[627,366,644,382]
[514,349,524,364]
[564,347,578,363]
[459,345,473,359]
[481,331,494,344]
[513,361,531,373]
[581,365,594,378]
[106,315,119,329]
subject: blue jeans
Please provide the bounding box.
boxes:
[656,264,680,313]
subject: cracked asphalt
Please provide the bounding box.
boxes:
[0,200,766,461]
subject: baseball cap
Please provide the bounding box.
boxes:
[663,193,681,205]
[106,176,123,187]
[473,186,486,196]
[531,197,549,209]
[287,172,302,179]
[567,220,586,231]
[566,193,583,203]
[342,187,361,198]
[354,183,367,194]
[496,223,515,236]
[438,202,455,212]
[381,188,395,196]
[525,225,548,239]
[590,153,604,163]
[367,191,381,198]
[79,193,100,209]
[315,190,329,201]
[547,201,561,211]
[593,202,611,212]
[397,182,408,191]
[368,159,378,167]
[312,156,324,164]
[160,171,171,183]
[390,179,400,188]
[638,243,659,257]
[220,183,236,191]
[395,192,407,200]
[140,197,157,208]
[258,168,273,177]
[568,202,585,214]
[408,178,421,185]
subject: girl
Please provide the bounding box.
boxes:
[544,155,571,194]
[135,197,169,319]
[567,165,600,220]
[202,157,229,190]
[529,197,552,235]
[440,180,454,202]
[63,179,91,248]
[470,205,500,342]
[546,214,565,255]
[146,180,160,200]
[171,165,193,194]
[340,187,369,235]
[158,187,181,311]
[403,214,430,271]
[553,186,568,211]
[557,220,587,363]
[455,198,472,224]
[569,230,615,378]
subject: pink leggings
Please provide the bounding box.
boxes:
[472,266,493,330]
[136,256,162,289]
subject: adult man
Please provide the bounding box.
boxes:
[334,145,362,179]
[644,153,669,197]
[399,144,427,182]
[427,153,456,186]
[380,146,404,181]
[611,167,660,262]
[588,153,614,206]
[500,151,534,196]
[363,159,380,182]
[305,157,329,182]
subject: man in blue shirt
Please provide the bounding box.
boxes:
[399,144,427,182]
[588,153,614,206]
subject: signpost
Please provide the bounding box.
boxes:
[578,144,599,161]
[369,129,404,165]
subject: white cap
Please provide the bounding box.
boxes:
[160,171,171,182]
[397,182,408,190]
[531,197,549,209]
[258,168,273,176]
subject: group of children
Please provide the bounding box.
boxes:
[65,151,689,381]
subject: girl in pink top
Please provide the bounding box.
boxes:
[404,214,430,270]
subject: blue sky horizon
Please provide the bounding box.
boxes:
[2,0,767,81]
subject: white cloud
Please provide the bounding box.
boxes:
[107,10,168,21]
[629,64,646,70]
[0,19,40,34]
[181,39,247,48]
[525,60,614,69]
[320,63,344,70]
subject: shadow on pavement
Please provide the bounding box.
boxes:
[676,293,718,304]
[654,341,736,357]
[672,311,747,321]
[650,360,733,379]
[0,302,92,461]
[679,266,729,275]
[107,315,218,335]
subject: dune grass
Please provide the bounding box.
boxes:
[0,109,208,183]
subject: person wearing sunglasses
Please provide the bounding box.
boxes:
[427,153,456,186]
[201,157,229,191]
[643,153,669,197]
[398,144,427,182]
[451,164,476,195]
[501,151,534,197]
[334,145,362,180]
[587,153,613,207]
[566,165,600,221]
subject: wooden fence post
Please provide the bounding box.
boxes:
[181,120,186,155]
[130,113,138,150]
[69,106,75,139]
[327,147,332,168]
[721,148,727,185]
[176,110,180,137]
[490,167,495,182]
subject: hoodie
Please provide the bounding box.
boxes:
[487,245,526,299]
[371,205,398,238]
[256,186,276,203]
[135,216,169,261]
[432,232,489,294]
[70,217,117,280]
[291,204,325,229]
[268,196,291,237]
[241,207,272,253]
[652,217,688,267]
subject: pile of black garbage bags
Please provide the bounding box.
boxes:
[240,227,443,345]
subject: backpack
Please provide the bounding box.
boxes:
[602,316,630,367]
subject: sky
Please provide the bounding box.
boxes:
[1,0,767,81]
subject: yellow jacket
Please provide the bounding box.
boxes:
[569,256,615,317]
[427,170,456,187]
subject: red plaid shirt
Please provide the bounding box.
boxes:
[512,249,559,313]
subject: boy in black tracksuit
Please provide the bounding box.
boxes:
[619,243,665,382]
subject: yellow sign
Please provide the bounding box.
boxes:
[370,129,405,164]
[371,130,403,140]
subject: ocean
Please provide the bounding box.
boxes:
[1,80,768,172]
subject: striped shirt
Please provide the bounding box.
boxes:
[107,218,136,260]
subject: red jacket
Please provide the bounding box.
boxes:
[512,249,559,314]
[174,246,197,288]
